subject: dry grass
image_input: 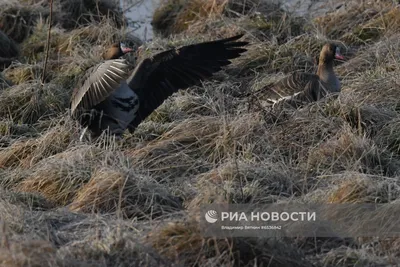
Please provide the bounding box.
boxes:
[0,189,54,211]
[0,118,74,169]
[0,0,48,43]
[0,0,127,45]
[318,246,390,266]
[54,0,126,30]
[308,125,399,176]
[0,0,400,265]
[0,208,169,266]
[327,173,398,204]
[375,117,400,156]
[314,1,399,45]
[0,238,57,267]
[187,159,299,209]
[147,217,313,266]
[0,81,70,124]
[126,113,267,186]
[69,166,182,219]
[152,0,228,37]
[12,146,95,205]
[147,219,232,265]
[264,110,344,166]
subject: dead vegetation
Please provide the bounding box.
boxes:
[152,0,229,37]
[69,166,183,219]
[0,0,126,44]
[0,0,400,266]
[147,218,314,266]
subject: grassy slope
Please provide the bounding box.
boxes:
[1,0,400,266]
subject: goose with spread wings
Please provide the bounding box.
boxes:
[70,34,248,138]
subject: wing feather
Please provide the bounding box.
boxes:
[70,59,131,116]
[269,72,322,108]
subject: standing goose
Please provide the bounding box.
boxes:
[70,34,248,138]
[70,42,134,138]
[266,43,344,109]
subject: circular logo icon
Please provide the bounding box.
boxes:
[205,210,218,223]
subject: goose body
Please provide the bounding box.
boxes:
[268,43,344,108]
[71,35,248,137]
[81,79,140,136]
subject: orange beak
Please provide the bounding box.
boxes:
[120,42,134,54]
[335,47,344,60]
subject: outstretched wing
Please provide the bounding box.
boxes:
[70,59,131,116]
[126,34,248,132]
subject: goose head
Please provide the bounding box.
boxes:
[102,42,135,60]
[318,43,344,64]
